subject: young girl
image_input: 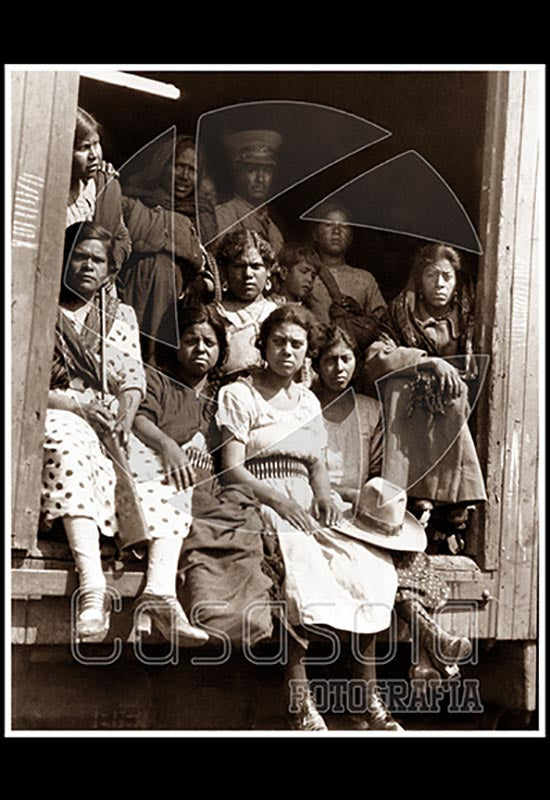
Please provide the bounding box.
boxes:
[216,304,404,730]
[213,229,278,376]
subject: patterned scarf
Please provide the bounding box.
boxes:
[50,292,120,394]
[381,273,476,361]
[380,273,477,415]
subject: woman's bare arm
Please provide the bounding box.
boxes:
[308,457,333,504]
[47,390,115,434]
[309,457,342,526]
[133,414,194,491]
[116,388,142,444]
[220,432,317,534]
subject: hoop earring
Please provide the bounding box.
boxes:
[221,280,228,294]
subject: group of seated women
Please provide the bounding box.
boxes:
[37,107,487,732]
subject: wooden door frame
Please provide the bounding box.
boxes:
[471,70,540,641]
[10,70,80,550]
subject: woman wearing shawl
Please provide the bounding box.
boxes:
[364,243,487,548]
[41,223,207,646]
[119,134,218,363]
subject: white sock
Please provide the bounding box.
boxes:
[64,516,106,590]
[144,534,184,597]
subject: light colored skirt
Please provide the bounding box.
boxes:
[248,458,397,635]
[41,408,193,539]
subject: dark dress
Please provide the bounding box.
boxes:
[136,367,275,647]
[120,196,205,356]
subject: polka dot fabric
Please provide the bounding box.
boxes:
[40,411,196,539]
[126,432,209,537]
[41,409,119,537]
[41,301,189,541]
[393,551,450,611]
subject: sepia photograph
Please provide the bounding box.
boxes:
[6,64,544,736]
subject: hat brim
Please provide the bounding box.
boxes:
[235,156,277,167]
[334,509,427,552]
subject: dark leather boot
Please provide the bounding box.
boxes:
[287,683,328,731]
[397,598,472,676]
[409,644,443,684]
[285,639,328,731]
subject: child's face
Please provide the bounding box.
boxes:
[283,260,316,300]
[226,246,268,303]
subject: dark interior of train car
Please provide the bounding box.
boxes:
[79,70,488,301]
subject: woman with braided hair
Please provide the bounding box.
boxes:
[364,243,487,551]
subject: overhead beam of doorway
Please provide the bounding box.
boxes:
[79,70,181,100]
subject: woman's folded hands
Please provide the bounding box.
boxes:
[271,495,343,534]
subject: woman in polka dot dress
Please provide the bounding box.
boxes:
[42,223,207,646]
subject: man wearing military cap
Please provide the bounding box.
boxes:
[214,129,284,254]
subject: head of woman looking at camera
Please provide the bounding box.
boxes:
[312,325,358,405]
[255,303,319,394]
[312,325,383,508]
[157,302,228,390]
[61,221,116,308]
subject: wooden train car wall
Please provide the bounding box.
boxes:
[474,71,539,648]
[11,71,80,550]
